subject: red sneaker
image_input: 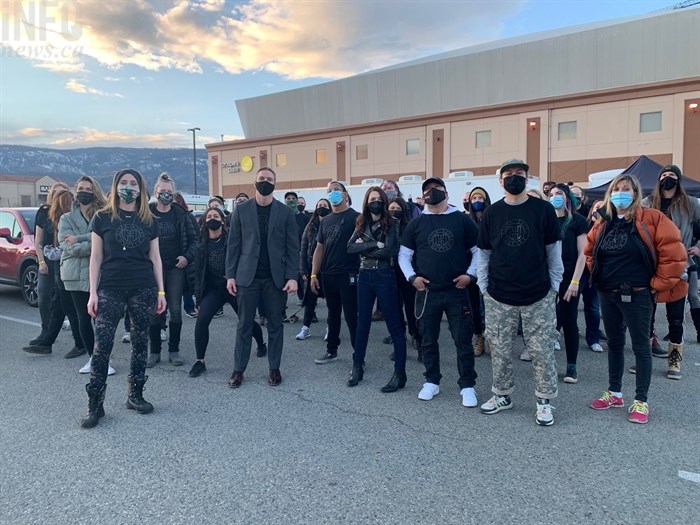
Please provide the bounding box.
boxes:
[628,400,649,424]
[590,391,624,410]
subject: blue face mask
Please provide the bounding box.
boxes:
[549,195,565,209]
[327,190,344,206]
[470,201,484,212]
[610,191,633,210]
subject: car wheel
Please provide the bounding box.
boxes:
[21,264,39,307]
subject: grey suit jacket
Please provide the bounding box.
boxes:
[226,198,299,289]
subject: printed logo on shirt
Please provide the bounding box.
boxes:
[501,219,530,247]
[158,220,177,241]
[115,223,146,249]
[600,230,628,251]
[324,224,341,246]
[427,228,454,252]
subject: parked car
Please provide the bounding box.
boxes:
[0,207,38,306]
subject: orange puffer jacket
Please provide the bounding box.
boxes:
[585,207,688,303]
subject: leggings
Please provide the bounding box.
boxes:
[89,287,156,390]
[70,291,94,356]
[557,279,581,365]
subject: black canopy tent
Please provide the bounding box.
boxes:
[584,155,700,201]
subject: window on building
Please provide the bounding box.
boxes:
[558,121,577,140]
[316,149,327,164]
[276,153,286,167]
[475,130,492,148]
[406,138,420,155]
[356,144,368,160]
[640,111,662,133]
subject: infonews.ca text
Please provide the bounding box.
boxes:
[1,43,83,59]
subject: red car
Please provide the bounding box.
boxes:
[0,207,39,306]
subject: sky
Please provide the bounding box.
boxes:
[0,0,681,149]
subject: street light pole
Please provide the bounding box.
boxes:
[187,127,200,195]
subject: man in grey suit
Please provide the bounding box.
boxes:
[226,167,299,388]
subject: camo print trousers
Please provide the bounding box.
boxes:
[89,288,156,390]
[483,289,558,399]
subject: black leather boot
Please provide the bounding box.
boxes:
[347,363,364,387]
[380,369,407,393]
[126,375,154,414]
[691,308,700,343]
[80,384,106,428]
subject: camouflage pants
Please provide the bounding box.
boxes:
[483,289,558,399]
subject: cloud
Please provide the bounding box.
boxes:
[3,127,193,148]
[1,0,523,79]
[65,79,124,98]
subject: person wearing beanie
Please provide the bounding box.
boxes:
[640,164,700,380]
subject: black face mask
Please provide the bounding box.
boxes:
[660,177,678,191]
[255,180,275,196]
[462,202,469,211]
[416,204,424,211]
[316,207,330,217]
[367,201,384,215]
[76,191,95,205]
[205,219,222,230]
[503,175,526,195]
[390,210,403,220]
[424,188,446,205]
[297,205,305,213]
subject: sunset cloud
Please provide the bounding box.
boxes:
[5,127,195,148]
[65,79,124,97]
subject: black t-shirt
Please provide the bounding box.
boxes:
[478,197,560,306]
[559,212,589,280]
[35,206,55,246]
[317,208,360,274]
[152,207,180,269]
[205,236,227,290]
[294,212,310,243]
[596,217,653,291]
[91,210,159,290]
[401,210,478,291]
[255,203,272,279]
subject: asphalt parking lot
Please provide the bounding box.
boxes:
[1,284,699,524]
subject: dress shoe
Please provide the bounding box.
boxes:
[257,343,268,357]
[380,370,407,393]
[228,371,244,388]
[268,369,282,386]
[23,344,52,355]
[65,346,87,359]
[347,363,364,387]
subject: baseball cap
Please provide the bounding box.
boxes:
[421,177,447,192]
[500,159,529,173]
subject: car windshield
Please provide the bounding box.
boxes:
[19,210,36,232]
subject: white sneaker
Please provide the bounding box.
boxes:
[460,387,477,407]
[590,343,604,352]
[536,401,555,426]
[62,319,70,330]
[520,349,532,361]
[121,331,131,343]
[107,362,116,376]
[79,357,92,374]
[160,329,167,341]
[296,326,311,340]
[554,340,561,351]
[418,383,440,400]
[324,327,329,342]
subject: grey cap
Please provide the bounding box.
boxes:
[500,159,529,173]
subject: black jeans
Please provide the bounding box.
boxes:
[417,287,477,389]
[302,284,319,327]
[322,271,358,354]
[43,265,82,348]
[580,270,602,346]
[396,269,419,340]
[70,291,94,356]
[557,279,581,365]
[599,289,653,403]
[150,266,184,326]
[650,297,685,345]
[467,281,484,336]
[195,285,264,360]
[235,277,286,371]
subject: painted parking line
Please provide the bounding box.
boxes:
[678,471,700,483]
[0,315,41,327]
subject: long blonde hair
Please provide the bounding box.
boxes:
[103,169,153,225]
[50,189,74,233]
[75,176,107,220]
[603,173,643,222]
[45,182,70,208]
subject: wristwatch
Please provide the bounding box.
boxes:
[408,274,418,285]
[467,274,477,282]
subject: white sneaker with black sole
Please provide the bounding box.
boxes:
[121,332,131,343]
[296,326,311,340]
[536,400,555,426]
[480,394,513,414]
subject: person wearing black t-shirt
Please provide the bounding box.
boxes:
[310,181,360,364]
[226,168,299,389]
[399,177,479,407]
[549,184,589,384]
[284,191,310,303]
[187,207,266,378]
[477,159,563,427]
[80,169,166,429]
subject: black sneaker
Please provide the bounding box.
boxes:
[213,309,224,319]
[185,309,198,319]
[382,336,392,345]
[314,352,338,364]
[189,361,206,378]
[563,365,578,384]
[311,315,319,324]
[64,346,87,359]
[22,345,52,355]
[256,343,268,357]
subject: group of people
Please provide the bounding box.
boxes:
[23,158,695,429]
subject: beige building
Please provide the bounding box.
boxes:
[206,7,700,198]
[0,175,59,207]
